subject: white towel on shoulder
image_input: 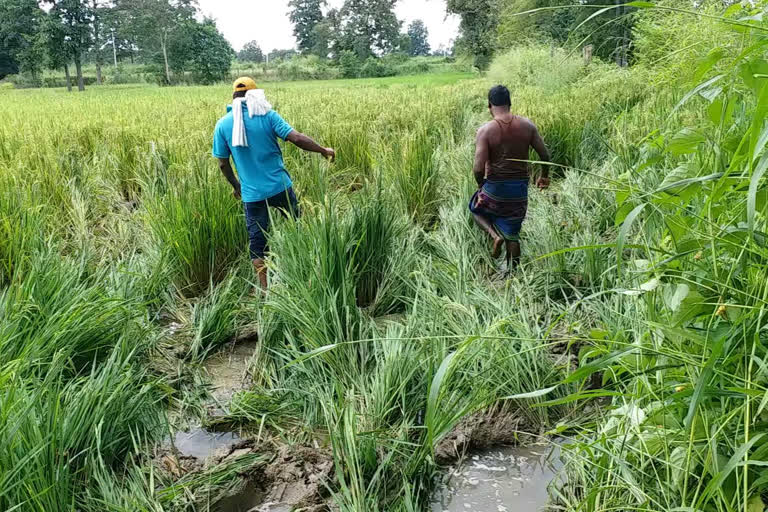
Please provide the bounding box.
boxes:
[232,89,273,148]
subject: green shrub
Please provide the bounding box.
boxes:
[360,57,396,78]
[339,50,361,78]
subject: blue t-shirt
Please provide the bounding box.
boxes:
[212,104,294,202]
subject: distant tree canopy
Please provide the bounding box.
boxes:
[168,18,234,83]
[0,0,44,79]
[269,48,298,61]
[288,0,325,55]
[0,0,233,89]
[338,0,401,58]
[407,19,430,57]
[238,40,264,63]
[447,0,498,69]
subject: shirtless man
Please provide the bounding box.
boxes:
[469,85,551,268]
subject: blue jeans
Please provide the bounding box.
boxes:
[243,187,300,260]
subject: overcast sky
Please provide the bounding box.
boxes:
[196,0,460,53]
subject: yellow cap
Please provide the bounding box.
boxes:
[233,77,257,92]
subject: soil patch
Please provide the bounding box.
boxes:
[203,335,260,404]
[435,409,530,465]
[157,438,333,512]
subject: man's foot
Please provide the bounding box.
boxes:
[491,236,503,258]
[252,258,268,290]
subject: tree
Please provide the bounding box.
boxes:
[268,48,297,61]
[187,19,233,83]
[41,6,73,90]
[115,0,195,84]
[406,19,430,56]
[90,0,107,84]
[238,40,263,62]
[338,49,360,78]
[0,0,45,80]
[45,0,92,91]
[166,18,233,83]
[288,0,325,54]
[338,0,401,58]
[101,5,136,66]
[446,0,498,69]
[310,15,333,57]
[315,7,341,58]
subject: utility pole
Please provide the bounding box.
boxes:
[112,28,117,68]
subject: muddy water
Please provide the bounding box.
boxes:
[173,429,242,459]
[431,443,561,512]
[212,480,264,512]
[203,338,260,403]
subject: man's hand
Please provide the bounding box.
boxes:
[233,183,242,200]
[322,147,335,163]
[536,176,550,190]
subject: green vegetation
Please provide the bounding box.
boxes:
[2,2,768,512]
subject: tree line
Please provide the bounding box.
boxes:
[0,0,234,89]
[236,0,434,65]
[280,0,642,71]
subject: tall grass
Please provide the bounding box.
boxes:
[146,159,247,297]
[2,7,764,509]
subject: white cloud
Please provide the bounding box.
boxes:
[196,0,460,53]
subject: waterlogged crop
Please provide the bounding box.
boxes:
[1,4,767,510]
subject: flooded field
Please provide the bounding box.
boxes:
[431,443,562,512]
[173,428,243,459]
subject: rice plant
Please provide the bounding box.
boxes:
[1,6,765,509]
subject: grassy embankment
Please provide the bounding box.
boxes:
[1,4,768,510]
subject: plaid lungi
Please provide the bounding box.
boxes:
[468,179,528,241]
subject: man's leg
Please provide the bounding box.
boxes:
[244,200,270,290]
[505,240,521,270]
[472,213,503,258]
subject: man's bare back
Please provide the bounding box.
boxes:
[476,113,550,184]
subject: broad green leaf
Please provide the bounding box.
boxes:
[617,203,646,275]
[664,283,692,312]
[748,151,768,233]
[753,121,768,163]
[615,187,630,205]
[671,75,725,116]
[699,85,722,103]
[615,202,635,226]
[695,49,725,82]
[747,495,765,512]
[668,129,706,156]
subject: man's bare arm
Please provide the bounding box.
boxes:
[531,125,551,178]
[286,131,335,162]
[473,127,490,187]
[218,158,241,199]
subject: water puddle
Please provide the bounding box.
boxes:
[212,479,264,512]
[431,443,562,512]
[173,428,242,459]
[203,338,259,403]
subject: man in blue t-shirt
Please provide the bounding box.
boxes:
[213,77,335,289]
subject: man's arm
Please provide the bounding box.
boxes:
[473,127,490,187]
[286,130,335,162]
[530,124,551,189]
[218,158,241,199]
